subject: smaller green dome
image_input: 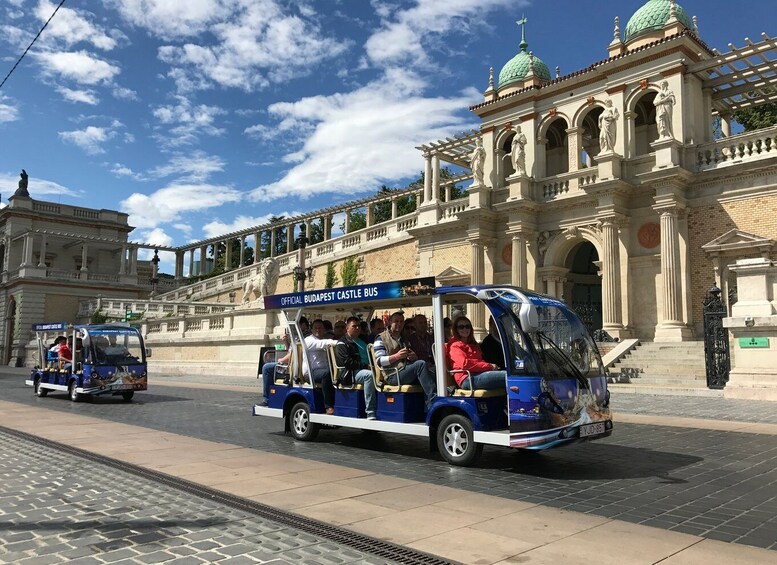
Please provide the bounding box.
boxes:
[498,49,551,88]
[625,0,692,42]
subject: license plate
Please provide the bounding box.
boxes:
[579,422,606,437]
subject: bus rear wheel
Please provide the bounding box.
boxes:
[35,379,47,397]
[437,414,482,467]
[288,402,319,441]
[69,381,81,402]
[122,391,134,402]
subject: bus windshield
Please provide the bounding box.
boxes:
[87,329,145,366]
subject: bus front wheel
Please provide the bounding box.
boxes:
[122,391,134,402]
[35,379,47,397]
[69,381,81,403]
[288,402,319,441]
[437,414,482,467]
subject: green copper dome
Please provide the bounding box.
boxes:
[498,49,551,88]
[625,0,692,42]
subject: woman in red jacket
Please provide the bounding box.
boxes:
[448,316,506,390]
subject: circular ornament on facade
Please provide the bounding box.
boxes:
[638,222,660,249]
[502,243,512,265]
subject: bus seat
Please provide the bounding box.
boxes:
[275,342,302,385]
[326,344,363,390]
[448,370,506,398]
[367,343,422,393]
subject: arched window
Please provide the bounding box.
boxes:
[634,91,658,156]
[580,108,603,167]
[545,118,569,177]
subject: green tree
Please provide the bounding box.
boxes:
[324,263,339,288]
[341,256,359,286]
[259,217,288,259]
[733,102,777,131]
[210,239,254,272]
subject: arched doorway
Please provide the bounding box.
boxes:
[566,242,602,332]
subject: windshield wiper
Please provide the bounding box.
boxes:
[535,331,590,391]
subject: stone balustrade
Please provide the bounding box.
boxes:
[538,166,600,201]
[78,297,235,319]
[695,125,777,171]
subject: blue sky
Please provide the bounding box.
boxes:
[0,0,774,272]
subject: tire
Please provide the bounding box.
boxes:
[437,414,483,467]
[68,380,81,403]
[288,401,319,441]
[35,379,48,398]
[122,391,134,402]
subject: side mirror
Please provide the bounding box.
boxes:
[519,303,539,333]
[145,348,152,358]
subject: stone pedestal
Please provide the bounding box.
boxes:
[651,137,682,170]
[416,201,441,226]
[468,183,491,209]
[596,152,622,181]
[506,174,531,200]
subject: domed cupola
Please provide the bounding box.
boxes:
[497,17,551,90]
[624,0,692,42]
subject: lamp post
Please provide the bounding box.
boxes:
[293,230,314,292]
[149,249,160,297]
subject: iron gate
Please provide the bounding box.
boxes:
[702,283,730,389]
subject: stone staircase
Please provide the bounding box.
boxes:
[607,341,723,397]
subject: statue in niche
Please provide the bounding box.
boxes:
[510,126,528,175]
[598,98,619,153]
[655,81,676,139]
[14,169,30,198]
[469,136,486,186]
[241,257,280,305]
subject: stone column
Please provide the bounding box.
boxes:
[224,238,232,270]
[444,184,452,202]
[304,220,311,242]
[431,154,440,203]
[344,212,351,234]
[239,236,246,267]
[423,154,433,203]
[566,127,580,176]
[286,225,294,253]
[624,111,636,159]
[174,251,183,280]
[120,244,128,275]
[721,113,732,137]
[254,232,261,263]
[655,209,691,340]
[80,243,88,271]
[130,246,138,275]
[37,234,47,267]
[199,245,207,274]
[601,219,624,331]
[188,249,194,277]
[270,229,276,257]
[470,240,486,336]
[21,234,33,267]
[391,198,398,219]
[366,205,374,227]
[511,234,527,288]
[324,215,332,240]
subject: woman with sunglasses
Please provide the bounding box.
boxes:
[448,315,506,390]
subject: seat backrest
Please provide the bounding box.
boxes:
[366,343,386,388]
[291,342,305,384]
[327,344,340,386]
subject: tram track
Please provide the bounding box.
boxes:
[0,424,457,565]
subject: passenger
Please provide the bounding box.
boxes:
[333,320,347,340]
[358,320,370,342]
[48,336,66,364]
[335,316,377,420]
[303,319,338,414]
[299,316,311,336]
[480,317,505,369]
[443,317,453,341]
[59,336,73,368]
[355,321,371,367]
[323,319,335,339]
[408,313,433,364]
[401,316,416,345]
[448,316,506,390]
[259,333,291,407]
[373,311,437,410]
[368,318,384,344]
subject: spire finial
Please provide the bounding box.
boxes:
[692,15,698,34]
[669,0,677,20]
[555,66,560,79]
[613,16,620,40]
[516,15,528,51]
[488,66,494,88]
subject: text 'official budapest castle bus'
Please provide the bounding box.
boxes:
[254,278,611,466]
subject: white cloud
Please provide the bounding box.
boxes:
[111,0,233,40]
[143,0,348,92]
[120,183,243,229]
[149,151,226,181]
[365,0,521,68]
[152,96,227,146]
[249,68,480,201]
[202,212,303,239]
[59,120,127,154]
[57,86,99,105]
[0,172,83,198]
[112,86,138,100]
[110,163,145,180]
[34,50,121,85]
[0,96,20,123]
[138,227,174,248]
[35,0,120,51]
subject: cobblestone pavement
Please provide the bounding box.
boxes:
[0,429,406,565]
[4,370,777,552]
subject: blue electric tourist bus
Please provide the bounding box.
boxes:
[27,322,149,402]
[253,278,612,466]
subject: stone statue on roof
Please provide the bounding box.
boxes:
[14,169,30,198]
[511,126,528,175]
[470,137,486,187]
[655,81,676,139]
[598,98,619,153]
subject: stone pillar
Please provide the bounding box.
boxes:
[239,236,246,267]
[344,212,351,234]
[174,251,183,280]
[270,229,276,257]
[366,205,374,227]
[21,234,33,267]
[444,185,452,202]
[423,154,433,203]
[511,234,527,288]
[254,233,261,263]
[655,209,691,340]
[304,220,312,242]
[470,240,486,337]
[120,245,128,275]
[188,249,194,276]
[391,199,398,219]
[224,238,232,270]
[199,245,207,274]
[286,225,294,253]
[624,111,636,159]
[324,215,332,240]
[37,234,47,267]
[80,243,88,272]
[721,113,732,137]
[601,219,624,332]
[130,246,138,275]
[566,127,581,175]
[431,154,440,203]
